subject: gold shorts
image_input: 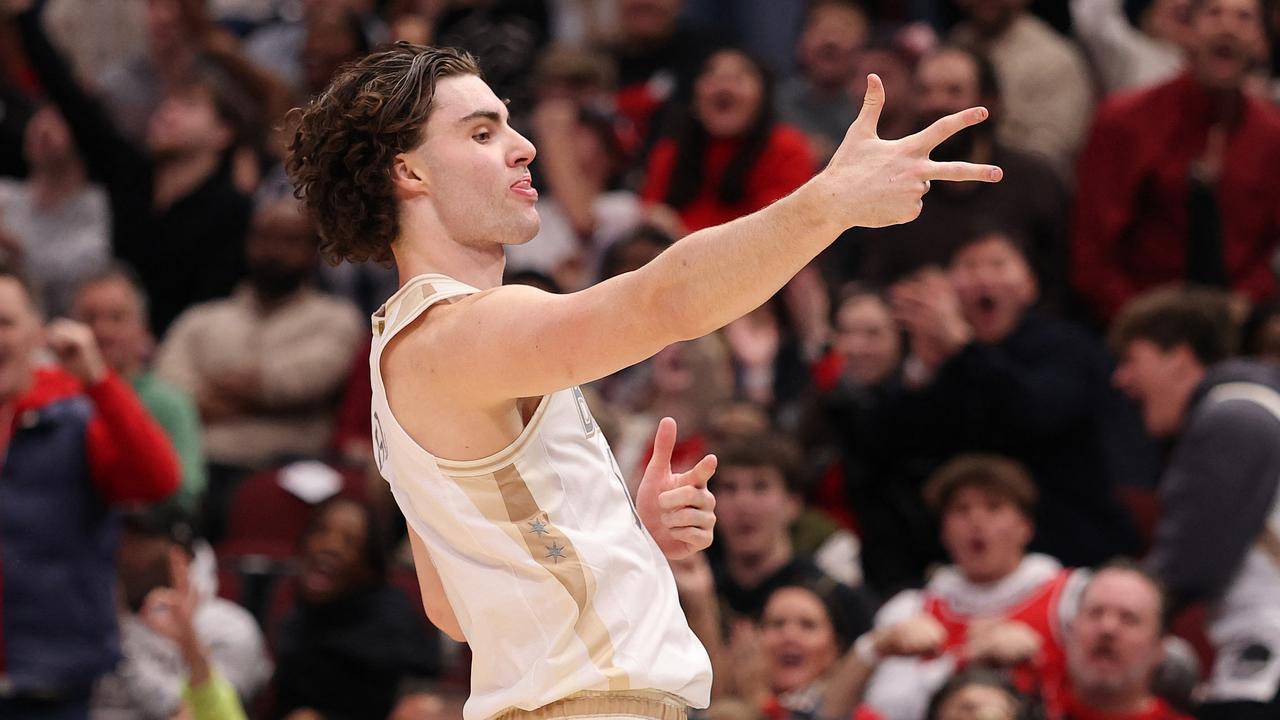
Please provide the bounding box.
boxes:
[491,690,689,720]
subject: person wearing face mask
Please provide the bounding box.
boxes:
[862,456,1089,720]
[154,198,363,542]
[887,230,1145,569]
[642,47,816,233]
[834,46,1070,316]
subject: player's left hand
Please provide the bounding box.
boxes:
[636,417,717,561]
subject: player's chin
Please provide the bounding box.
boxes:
[506,213,541,245]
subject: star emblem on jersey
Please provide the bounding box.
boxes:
[528,519,550,536]
[545,542,566,563]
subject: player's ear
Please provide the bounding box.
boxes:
[392,152,429,196]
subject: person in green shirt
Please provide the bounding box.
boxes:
[73,263,207,511]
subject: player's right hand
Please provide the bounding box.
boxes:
[817,74,1002,230]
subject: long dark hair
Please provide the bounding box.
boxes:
[664,48,777,209]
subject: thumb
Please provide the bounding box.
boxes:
[645,417,678,479]
[849,73,884,140]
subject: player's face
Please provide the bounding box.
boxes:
[949,235,1037,344]
[410,75,540,248]
[1111,339,1195,437]
[694,50,766,140]
[940,486,1030,584]
[760,587,841,693]
[0,278,41,401]
[1068,569,1164,696]
[1188,0,1266,90]
[72,278,149,376]
[713,465,798,560]
[834,294,901,387]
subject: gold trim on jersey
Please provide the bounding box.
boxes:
[447,460,630,691]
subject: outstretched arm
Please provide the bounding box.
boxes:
[410,77,1002,407]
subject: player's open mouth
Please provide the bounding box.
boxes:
[511,176,538,200]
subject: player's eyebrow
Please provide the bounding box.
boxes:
[456,100,512,125]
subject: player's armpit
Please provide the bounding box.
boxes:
[407,528,466,643]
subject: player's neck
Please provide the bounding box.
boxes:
[394,226,506,291]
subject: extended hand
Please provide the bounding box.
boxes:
[965,618,1042,666]
[875,613,948,658]
[46,319,108,385]
[635,417,717,560]
[820,74,1002,229]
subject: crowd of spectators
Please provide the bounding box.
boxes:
[1,0,1280,719]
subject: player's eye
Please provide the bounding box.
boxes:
[473,130,491,143]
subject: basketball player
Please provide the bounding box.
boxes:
[286,43,1001,720]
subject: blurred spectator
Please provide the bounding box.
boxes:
[642,48,816,233]
[722,293,821,424]
[776,0,869,164]
[811,287,945,597]
[1070,0,1192,93]
[270,498,439,720]
[72,265,206,513]
[40,0,144,92]
[506,100,643,290]
[154,199,363,541]
[1110,287,1280,718]
[94,0,228,145]
[300,5,371,99]
[121,541,252,720]
[432,0,552,118]
[14,2,268,337]
[1056,561,1191,720]
[834,46,1071,313]
[0,83,34,178]
[924,669,1029,720]
[1072,0,1280,325]
[247,0,386,100]
[606,335,734,478]
[846,44,918,142]
[1243,297,1280,362]
[93,506,271,720]
[863,455,1087,720]
[950,0,1095,179]
[708,433,876,638]
[609,0,728,154]
[684,0,806,76]
[0,265,178,718]
[887,231,1142,566]
[0,105,110,316]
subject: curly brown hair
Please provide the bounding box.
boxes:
[286,43,482,265]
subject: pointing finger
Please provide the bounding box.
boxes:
[925,161,1003,183]
[675,454,717,489]
[908,106,989,154]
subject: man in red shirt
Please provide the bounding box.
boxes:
[1055,562,1190,720]
[1072,0,1280,325]
[0,265,179,718]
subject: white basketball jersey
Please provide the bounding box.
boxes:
[368,274,713,720]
